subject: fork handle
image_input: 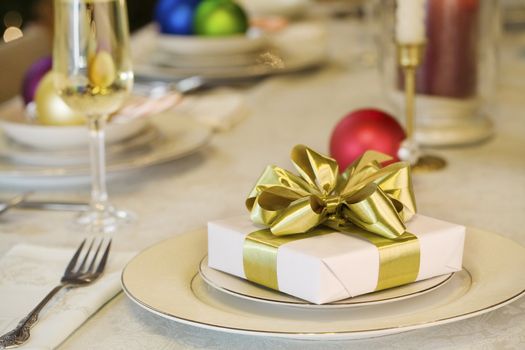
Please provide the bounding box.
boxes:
[0,284,66,349]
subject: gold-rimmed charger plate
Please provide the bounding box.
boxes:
[0,111,211,186]
[198,256,453,309]
[121,227,525,340]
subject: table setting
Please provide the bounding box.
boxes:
[132,0,328,84]
[1,0,525,349]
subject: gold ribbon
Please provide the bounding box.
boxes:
[243,145,420,294]
[246,145,416,239]
[243,228,333,290]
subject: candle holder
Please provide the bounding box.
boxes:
[378,0,497,148]
[396,43,446,171]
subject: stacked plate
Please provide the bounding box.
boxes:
[133,22,328,82]
[0,97,212,186]
[121,227,525,340]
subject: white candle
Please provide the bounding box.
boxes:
[396,0,426,44]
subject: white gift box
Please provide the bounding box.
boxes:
[208,214,465,304]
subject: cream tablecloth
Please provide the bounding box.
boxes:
[0,17,524,350]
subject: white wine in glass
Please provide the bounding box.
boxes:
[53,0,134,233]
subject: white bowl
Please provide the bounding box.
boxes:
[238,0,311,18]
[157,28,266,56]
[0,98,148,150]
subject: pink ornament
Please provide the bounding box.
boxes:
[329,108,406,171]
[22,56,52,105]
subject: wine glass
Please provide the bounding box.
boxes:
[53,0,134,233]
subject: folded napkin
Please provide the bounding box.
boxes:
[112,93,183,123]
[114,88,247,132]
[174,88,248,132]
[0,244,133,350]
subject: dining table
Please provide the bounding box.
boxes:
[1,12,524,350]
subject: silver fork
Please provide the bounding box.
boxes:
[0,238,112,349]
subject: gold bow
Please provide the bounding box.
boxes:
[246,145,416,240]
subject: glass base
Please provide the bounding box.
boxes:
[76,204,134,234]
[398,139,447,172]
[398,139,421,165]
[411,155,447,172]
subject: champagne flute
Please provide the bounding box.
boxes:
[53,0,134,233]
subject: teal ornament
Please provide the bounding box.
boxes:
[194,0,248,36]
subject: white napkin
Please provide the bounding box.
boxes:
[173,88,248,132]
[112,93,183,123]
[114,89,247,132]
[0,244,133,350]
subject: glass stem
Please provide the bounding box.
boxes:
[88,115,109,213]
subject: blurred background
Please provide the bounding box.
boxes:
[0,0,158,39]
[1,0,525,102]
[0,0,157,102]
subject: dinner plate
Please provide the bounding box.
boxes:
[121,227,525,340]
[198,256,454,309]
[135,48,325,82]
[150,50,266,69]
[134,47,325,82]
[0,111,211,183]
[156,29,266,56]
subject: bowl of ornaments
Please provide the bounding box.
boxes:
[0,57,168,150]
[155,0,268,57]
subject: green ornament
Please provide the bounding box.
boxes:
[194,0,248,36]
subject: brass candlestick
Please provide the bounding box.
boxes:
[396,44,446,171]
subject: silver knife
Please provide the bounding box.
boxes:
[16,200,89,212]
[0,193,30,215]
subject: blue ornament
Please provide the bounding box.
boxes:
[154,0,178,24]
[156,0,201,35]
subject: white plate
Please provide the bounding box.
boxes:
[157,29,266,56]
[0,98,148,150]
[0,111,211,181]
[135,48,326,82]
[151,51,265,69]
[198,256,454,309]
[121,227,525,340]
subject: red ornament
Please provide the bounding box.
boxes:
[329,108,406,171]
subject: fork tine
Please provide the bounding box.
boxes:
[64,239,86,274]
[76,238,95,273]
[95,239,112,274]
[87,239,103,273]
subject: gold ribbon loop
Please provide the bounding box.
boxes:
[246,145,416,240]
[291,145,339,194]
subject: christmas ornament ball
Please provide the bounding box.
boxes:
[34,72,85,126]
[194,0,248,36]
[22,56,52,105]
[329,108,406,170]
[155,0,178,23]
[156,0,200,35]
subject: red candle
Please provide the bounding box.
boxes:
[416,0,480,98]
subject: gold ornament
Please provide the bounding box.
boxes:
[88,51,116,89]
[34,72,85,126]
